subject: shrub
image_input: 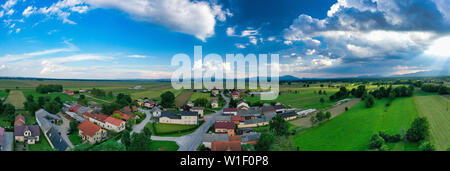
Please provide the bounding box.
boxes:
[419,142,435,151]
[369,134,385,149]
[406,117,430,142]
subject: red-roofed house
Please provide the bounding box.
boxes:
[65,90,74,96]
[104,117,126,132]
[14,114,26,126]
[83,113,108,128]
[231,91,240,100]
[231,115,245,125]
[211,141,241,151]
[214,121,235,136]
[78,120,106,144]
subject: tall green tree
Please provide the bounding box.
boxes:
[269,115,289,136]
[128,132,152,151]
[406,117,430,142]
[255,133,275,151]
[160,91,175,108]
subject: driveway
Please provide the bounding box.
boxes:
[131,108,153,134]
[56,113,74,149]
[150,92,230,151]
[1,132,13,151]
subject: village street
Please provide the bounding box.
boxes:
[149,92,230,151]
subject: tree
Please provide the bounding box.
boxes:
[406,117,430,142]
[369,134,385,149]
[143,125,152,138]
[365,95,375,108]
[108,91,114,97]
[160,91,175,108]
[91,140,126,151]
[255,132,275,151]
[419,142,435,151]
[3,103,15,116]
[128,132,152,151]
[69,120,78,132]
[44,100,61,114]
[269,115,289,136]
[325,111,331,120]
[38,96,46,107]
[194,98,208,108]
[121,130,131,149]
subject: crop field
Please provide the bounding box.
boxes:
[4,90,26,109]
[293,97,419,151]
[414,95,450,151]
[22,90,77,103]
[175,91,193,107]
[189,92,212,101]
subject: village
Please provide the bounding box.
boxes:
[0,85,321,151]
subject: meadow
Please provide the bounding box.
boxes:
[150,140,179,151]
[175,91,193,107]
[414,95,449,151]
[293,97,419,151]
[189,92,212,101]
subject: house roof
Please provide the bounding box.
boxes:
[105,117,125,126]
[229,136,242,142]
[78,120,101,137]
[216,115,232,122]
[261,105,275,113]
[223,108,238,112]
[14,114,26,126]
[237,101,248,106]
[71,105,82,112]
[212,141,241,151]
[214,121,235,129]
[202,133,229,142]
[181,111,198,117]
[274,104,285,110]
[120,106,137,114]
[237,109,262,117]
[46,126,69,151]
[242,132,261,142]
[14,125,40,137]
[160,111,180,119]
[232,115,245,122]
[0,126,4,136]
[190,107,204,111]
[280,111,297,118]
[83,113,109,122]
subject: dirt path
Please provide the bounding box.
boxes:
[289,98,361,129]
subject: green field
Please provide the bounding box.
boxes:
[293,97,419,151]
[22,90,77,103]
[69,130,83,146]
[149,122,199,137]
[245,89,339,109]
[150,140,179,151]
[414,95,450,151]
[28,135,53,151]
[0,90,8,98]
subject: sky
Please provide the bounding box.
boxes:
[0,0,449,79]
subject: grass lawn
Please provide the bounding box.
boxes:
[414,95,450,151]
[293,97,419,151]
[150,140,179,151]
[69,130,82,146]
[4,90,26,109]
[148,122,200,137]
[0,90,8,98]
[28,134,53,151]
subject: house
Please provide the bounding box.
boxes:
[211,141,241,151]
[241,132,261,145]
[120,106,138,115]
[14,114,26,126]
[113,110,137,122]
[297,109,317,117]
[70,105,90,115]
[35,109,70,151]
[212,87,219,96]
[231,115,245,125]
[214,121,235,136]
[238,113,276,128]
[83,113,108,128]
[14,125,40,144]
[261,105,275,114]
[280,111,298,121]
[78,120,107,144]
[211,98,219,108]
[144,100,156,108]
[202,133,229,148]
[104,117,126,132]
[136,99,144,106]
[186,101,194,107]
[152,107,162,117]
[65,111,86,123]
[64,90,74,96]
[223,108,238,115]
[159,111,198,125]
[237,101,249,111]
[190,107,204,117]
[216,115,232,122]
[274,104,286,114]
[231,91,240,100]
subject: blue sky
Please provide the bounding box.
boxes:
[0,0,449,79]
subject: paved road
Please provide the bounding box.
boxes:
[56,113,75,149]
[131,108,153,134]
[1,132,13,151]
[150,92,230,151]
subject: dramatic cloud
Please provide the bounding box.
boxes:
[283,0,450,76]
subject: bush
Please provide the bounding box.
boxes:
[378,131,402,143]
[369,134,385,149]
[419,142,435,151]
[378,144,390,151]
[365,95,375,108]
